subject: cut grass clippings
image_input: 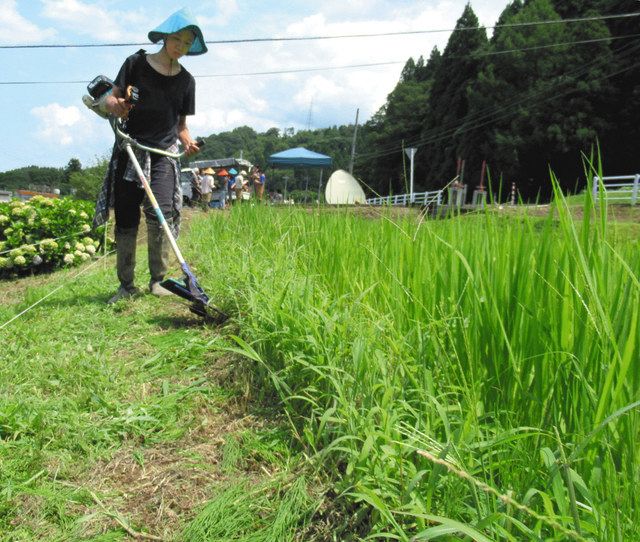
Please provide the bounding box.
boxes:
[0,242,317,541]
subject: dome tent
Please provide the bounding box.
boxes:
[325,169,366,204]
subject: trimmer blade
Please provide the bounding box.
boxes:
[160,277,228,324]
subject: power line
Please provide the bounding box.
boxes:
[358,37,640,159]
[359,60,640,165]
[0,61,399,86]
[1,33,638,87]
[0,11,638,50]
[355,39,640,163]
[198,61,400,79]
[468,32,640,58]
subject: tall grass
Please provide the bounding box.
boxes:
[188,174,639,540]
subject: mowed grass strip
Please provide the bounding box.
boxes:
[0,249,287,540]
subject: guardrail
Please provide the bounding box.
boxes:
[367,190,443,206]
[593,174,640,204]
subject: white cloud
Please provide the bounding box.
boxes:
[189,79,277,136]
[31,103,89,146]
[174,1,240,37]
[39,0,141,41]
[0,0,56,43]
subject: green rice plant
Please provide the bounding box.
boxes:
[185,164,639,541]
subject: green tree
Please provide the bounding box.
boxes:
[64,158,82,181]
[597,0,640,175]
[417,5,488,188]
[357,49,439,195]
[69,159,108,201]
[463,0,612,198]
[0,166,65,192]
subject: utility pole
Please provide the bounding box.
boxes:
[405,147,417,204]
[317,169,324,203]
[348,108,359,174]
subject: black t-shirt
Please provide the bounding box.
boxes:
[115,50,195,149]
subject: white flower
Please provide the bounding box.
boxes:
[74,250,84,258]
[82,237,94,246]
[79,211,88,219]
[64,242,71,250]
[20,244,36,255]
[40,239,58,252]
[80,253,90,261]
[0,257,12,269]
[85,244,96,255]
[0,214,8,224]
[68,209,76,215]
[13,255,26,266]
[75,242,85,252]
[82,224,91,233]
[63,253,74,264]
[32,255,43,266]
[11,207,23,217]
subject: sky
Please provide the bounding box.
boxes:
[0,0,509,173]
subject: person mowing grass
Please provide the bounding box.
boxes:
[92,8,207,304]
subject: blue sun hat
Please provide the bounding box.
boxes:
[148,7,208,56]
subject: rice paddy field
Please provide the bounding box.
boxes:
[1,178,639,541]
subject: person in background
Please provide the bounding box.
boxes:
[233,170,246,203]
[200,167,215,211]
[218,174,230,209]
[93,7,206,304]
[227,174,235,204]
[191,168,202,205]
[252,165,266,202]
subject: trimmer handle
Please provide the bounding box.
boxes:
[83,75,139,119]
[124,85,139,106]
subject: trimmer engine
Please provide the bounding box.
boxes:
[82,75,138,118]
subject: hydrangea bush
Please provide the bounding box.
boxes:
[0,196,110,278]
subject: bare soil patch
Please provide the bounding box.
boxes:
[73,403,272,540]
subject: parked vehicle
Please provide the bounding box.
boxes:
[180,168,196,206]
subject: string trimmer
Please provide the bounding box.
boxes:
[83,75,227,323]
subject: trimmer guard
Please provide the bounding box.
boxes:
[161,264,227,322]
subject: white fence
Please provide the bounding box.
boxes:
[593,174,640,204]
[367,190,443,206]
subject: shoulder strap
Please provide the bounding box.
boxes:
[133,49,147,70]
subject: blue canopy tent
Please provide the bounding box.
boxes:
[268,147,332,168]
[268,147,332,202]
